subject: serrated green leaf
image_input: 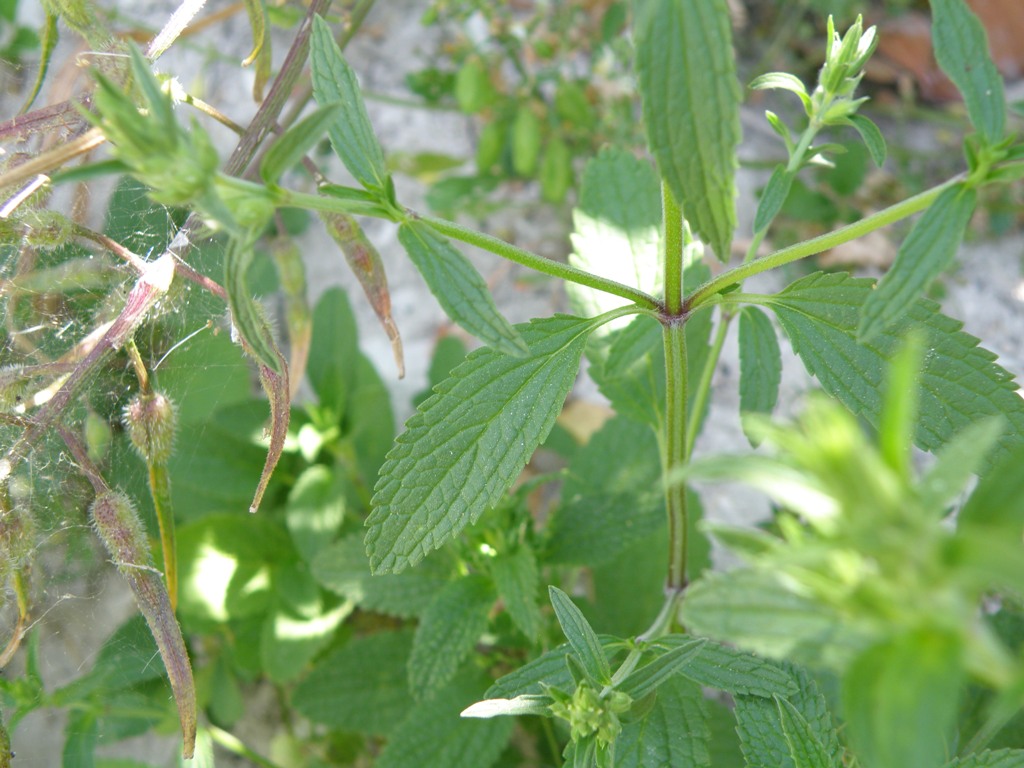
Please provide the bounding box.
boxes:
[859,185,976,341]
[776,697,835,768]
[931,0,1006,146]
[739,306,782,445]
[292,630,413,735]
[635,0,740,259]
[308,286,359,416]
[736,693,792,768]
[568,147,662,323]
[617,676,711,768]
[945,750,1024,768]
[409,575,494,697]
[311,534,448,618]
[547,416,663,566]
[843,630,963,768]
[377,668,514,768]
[754,165,794,234]
[286,465,345,562]
[260,103,341,184]
[490,544,542,641]
[549,586,611,683]
[398,221,527,356]
[658,636,798,697]
[766,271,1024,472]
[618,639,706,700]
[735,665,841,768]
[309,14,390,193]
[847,114,886,167]
[680,569,871,668]
[367,315,600,573]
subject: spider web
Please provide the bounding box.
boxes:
[0,170,261,764]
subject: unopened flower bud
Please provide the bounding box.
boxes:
[123,391,176,464]
[90,491,152,571]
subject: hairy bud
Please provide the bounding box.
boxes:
[123,391,176,464]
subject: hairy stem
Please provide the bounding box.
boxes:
[662,182,684,314]
[415,213,662,311]
[663,320,688,595]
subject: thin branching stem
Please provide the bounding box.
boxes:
[687,174,963,309]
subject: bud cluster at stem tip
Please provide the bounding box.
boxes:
[814,15,878,122]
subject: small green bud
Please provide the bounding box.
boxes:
[548,682,623,748]
[123,391,176,464]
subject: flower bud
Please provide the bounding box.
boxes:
[90,491,152,571]
[123,391,176,464]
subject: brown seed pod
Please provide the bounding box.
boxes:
[90,490,196,757]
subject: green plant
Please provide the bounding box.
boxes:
[2,0,1024,766]
[406,0,638,214]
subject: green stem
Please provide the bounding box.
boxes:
[662,182,684,314]
[415,213,663,311]
[274,185,395,219]
[637,590,685,643]
[684,310,731,458]
[662,320,688,595]
[148,462,177,611]
[687,175,962,310]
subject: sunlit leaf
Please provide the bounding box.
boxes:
[367,315,601,573]
[309,15,390,193]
